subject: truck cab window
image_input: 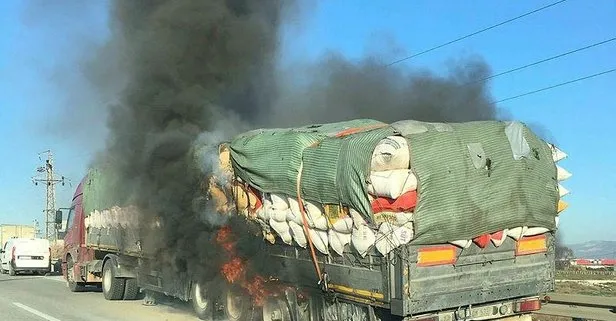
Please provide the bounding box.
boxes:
[66,206,76,229]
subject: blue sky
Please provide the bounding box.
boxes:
[0,0,614,245]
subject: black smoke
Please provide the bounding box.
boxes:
[93,0,294,284]
[267,53,496,126]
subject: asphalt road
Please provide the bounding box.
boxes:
[0,272,198,321]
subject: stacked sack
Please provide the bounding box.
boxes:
[84,205,140,230]
[228,135,419,258]
[220,121,566,257]
[362,136,417,257]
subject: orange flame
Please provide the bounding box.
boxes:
[216,225,276,306]
[222,257,245,283]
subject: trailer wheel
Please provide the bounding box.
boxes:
[191,281,213,320]
[263,297,291,321]
[223,287,251,321]
[66,256,85,292]
[102,260,126,300]
[123,278,140,300]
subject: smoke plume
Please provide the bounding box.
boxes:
[94,0,293,283]
[267,53,495,126]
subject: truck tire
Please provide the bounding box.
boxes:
[123,278,140,300]
[223,287,250,321]
[66,256,86,292]
[191,281,213,320]
[102,260,126,300]
[8,262,15,276]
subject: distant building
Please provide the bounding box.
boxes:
[0,224,36,248]
[570,258,616,270]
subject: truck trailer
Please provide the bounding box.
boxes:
[59,118,570,321]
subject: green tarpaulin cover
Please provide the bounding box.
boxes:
[228,119,558,245]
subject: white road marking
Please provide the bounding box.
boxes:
[12,302,62,321]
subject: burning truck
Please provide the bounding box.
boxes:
[59,118,570,321]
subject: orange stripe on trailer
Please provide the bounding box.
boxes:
[515,234,547,256]
[417,245,457,267]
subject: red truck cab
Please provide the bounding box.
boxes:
[61,177,98,291]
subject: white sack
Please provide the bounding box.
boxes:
[309,229,329,255]
[394,222,414,245]
[395,213,414,226]
[375,223,414,256]
[332,217,354,234]
[547,143,567,162]
[350,209,368,228]
[375,223,397,256]
[371,136,410,171]
[288,197,301,217]
[305,201,324,218]
[268,208,290,223]
[556,165,572,181]
[367,170,417,199]
[450,240,472,248]
[269,219,293,245]
[310,215,329,231]
[287,198,327,229]
[270,193,290,210]
[328,230,352,256]
[288,221,307,248]
[101,209,111,228]
[558,184,570,198]
[352,225,376,258]
[507,226,528,240]
[256,207,270,222]
[523,227,549,237]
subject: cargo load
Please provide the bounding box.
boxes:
[213,118,566,257]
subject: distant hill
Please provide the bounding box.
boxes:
[568,240,616,259]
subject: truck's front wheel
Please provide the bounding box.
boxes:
[102,260,126,300]
[191,281,213,320]
[66,256,85,292]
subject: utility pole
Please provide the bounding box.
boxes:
[33,219,41,238]
[32,150,66,241]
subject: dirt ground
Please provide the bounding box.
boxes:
[555,280,616,296]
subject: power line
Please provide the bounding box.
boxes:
[387,0,569,66]
[492,68,616,104]
[466,36,616,85]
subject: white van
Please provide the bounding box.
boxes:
[0,238,51,276]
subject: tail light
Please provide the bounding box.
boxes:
[513,298,541,312]
[11,247,15,261]
[417,245,457,267]
[515,235,547,256]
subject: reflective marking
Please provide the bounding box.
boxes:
[13,302,62,321]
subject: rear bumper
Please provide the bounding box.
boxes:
[14,259,50,271]
[14,266,50,272]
